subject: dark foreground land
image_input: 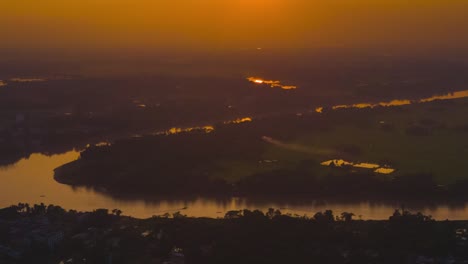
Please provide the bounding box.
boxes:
[1,204,468,264]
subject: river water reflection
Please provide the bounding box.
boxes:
[320,90,468,111]
[2,152,468,220]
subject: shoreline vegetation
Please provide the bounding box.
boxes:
[54,97,468,201]
[1,204,468,263]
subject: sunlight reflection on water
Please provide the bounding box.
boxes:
[1,139,467,220]
[153,117,253,135]
[154,126,215,136]
[321,159,395,174]
[319,90,468,111]
[224,117,253,124]
[247,77,297,90]
[0,151,461,220]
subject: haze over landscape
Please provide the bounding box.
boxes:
[3,0,468,52]
[2,1,468,263]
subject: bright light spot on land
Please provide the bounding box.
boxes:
[247,77,297,90]
[315,107,323,113]
[0,80,6,87]
[224,117,253,124]
[95,142,112,147]
[321,159,395,174]
[141,230,152,237]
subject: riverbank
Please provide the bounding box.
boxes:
[6,151,468,220]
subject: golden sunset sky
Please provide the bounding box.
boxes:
[1,0,468,55]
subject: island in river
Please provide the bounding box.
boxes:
[54,96,468,201]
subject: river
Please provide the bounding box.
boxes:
[3,88,468,219]
[2,151,468,220]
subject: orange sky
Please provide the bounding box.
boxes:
[2,0,468,55]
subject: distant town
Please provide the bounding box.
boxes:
[2,204,468,263]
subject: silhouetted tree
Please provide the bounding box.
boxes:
[266,208,282,219]
[313,210,335,223]
[224,210,242,219]
[112,209,122,216]
[340,212,355,222]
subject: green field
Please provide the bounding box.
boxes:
[213,98,468,184]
